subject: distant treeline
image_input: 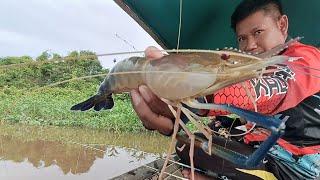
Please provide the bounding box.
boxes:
[0,50,108,88]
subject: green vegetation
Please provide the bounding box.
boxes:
[0,51,145,132]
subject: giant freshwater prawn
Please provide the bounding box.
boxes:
[70,36,309,179]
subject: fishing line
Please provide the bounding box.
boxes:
[176,0,183,52]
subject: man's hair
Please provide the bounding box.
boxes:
[231,0,284,31]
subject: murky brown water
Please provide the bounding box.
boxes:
[0,122,170,180]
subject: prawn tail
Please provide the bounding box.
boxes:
[70,94,114,111]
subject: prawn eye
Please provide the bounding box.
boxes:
[221,54,230,60]
[232,61,239,65]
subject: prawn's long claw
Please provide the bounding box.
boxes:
[184,100,286,168]
[185,100,285,132]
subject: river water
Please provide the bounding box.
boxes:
[0,122,170,180]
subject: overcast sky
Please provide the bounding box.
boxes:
[0,0,162,69]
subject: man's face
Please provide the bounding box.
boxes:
[235,10,288,54]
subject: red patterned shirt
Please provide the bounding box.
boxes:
[208,42,320,116]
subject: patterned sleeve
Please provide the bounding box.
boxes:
[208,43,320,116]
[208,70,289,116]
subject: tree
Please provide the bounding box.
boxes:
[36,51,51,61]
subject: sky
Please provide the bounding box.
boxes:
[0,0,162,69]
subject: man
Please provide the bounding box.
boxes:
[131,0,320,179]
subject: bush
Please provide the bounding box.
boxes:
[0,56,33,65]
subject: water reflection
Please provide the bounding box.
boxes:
[0,122,170,179]
[0,135,101,174]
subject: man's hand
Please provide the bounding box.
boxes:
[130,46,175,136]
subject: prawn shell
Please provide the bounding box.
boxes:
[144,53,220,100]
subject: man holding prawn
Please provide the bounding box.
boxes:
[130,0,320,179]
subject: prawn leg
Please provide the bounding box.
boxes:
[178,115,196,180]
[163,98,213,155]
[160,103,197,180]
[184,99,286,168]
[159,105,181,179]
[181,106,213,155]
